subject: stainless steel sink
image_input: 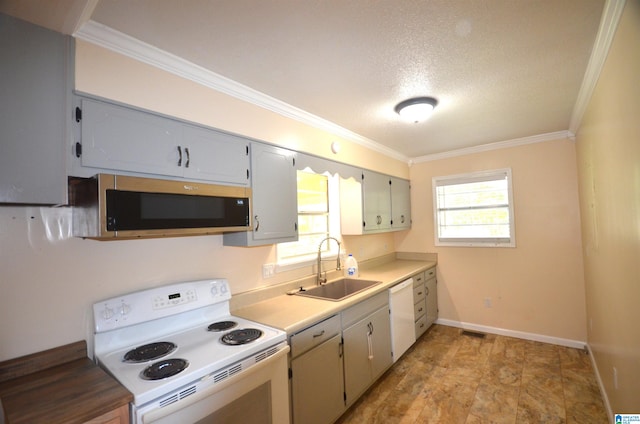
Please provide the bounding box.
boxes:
[295,278,382,301]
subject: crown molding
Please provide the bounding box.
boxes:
[569,0,626,134]
[73,20,408,162]
[411,130,572,163]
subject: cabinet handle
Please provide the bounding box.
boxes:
[177,146,183,166]
[418,307,423,313]
[376,215,382,225]
[425,288,430,296]
[367,323,374,360]
[312,330,325,338]
[400,215,405,224]
[184,147,190,168]
[418,291,423,296]
[254,215,260,232]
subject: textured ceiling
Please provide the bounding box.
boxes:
[2,0,605,159]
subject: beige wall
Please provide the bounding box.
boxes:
[396,138,587,343]
[0,41,399,361]
[575,0,640,413]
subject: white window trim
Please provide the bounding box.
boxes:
[432,168,516,248]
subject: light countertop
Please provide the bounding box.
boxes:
[233,257,436,335]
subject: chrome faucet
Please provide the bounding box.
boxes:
[316,237,341,285]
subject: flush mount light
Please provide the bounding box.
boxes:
[395,97,438,123]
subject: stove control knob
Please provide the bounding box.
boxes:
[101,306,115,320]
[119,303,131,316]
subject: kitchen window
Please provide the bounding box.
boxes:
[277,170,341,264]
[432,168,515,247]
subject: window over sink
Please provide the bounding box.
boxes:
[277,170,342,265]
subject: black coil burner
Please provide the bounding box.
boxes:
[140,358,189,380]
[207,321,238,332]
[123,342,177,363]
[221,328,263,345]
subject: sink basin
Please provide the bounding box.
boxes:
[295,278,382,301]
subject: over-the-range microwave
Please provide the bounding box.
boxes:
[68,174,251,240]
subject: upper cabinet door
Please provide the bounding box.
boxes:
[224,142,298,246]
[362,170,391,232]
[0,14,72,204]
[79,98,183,177]
[181,125,250,186]
[390,176,411,231]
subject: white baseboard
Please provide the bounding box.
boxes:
[435,318,587,349]
[586,344,613,423]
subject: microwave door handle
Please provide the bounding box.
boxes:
[185,147,190,168]
[177,146,183,167]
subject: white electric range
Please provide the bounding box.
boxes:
[92,278,289,424]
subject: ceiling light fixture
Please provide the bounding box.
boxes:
[395,97,438,123]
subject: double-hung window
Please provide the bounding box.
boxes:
[277,170,340,264]
[433,168,515,247]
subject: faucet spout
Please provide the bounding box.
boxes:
[316,237,341,285]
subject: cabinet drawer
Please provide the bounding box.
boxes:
[425,267,436,280]
[413,284,425,303]
[412,272,425,286]
[341,291,388,328]
[290,314,341,358]
[415,314,428,338]
[414,300,426,319]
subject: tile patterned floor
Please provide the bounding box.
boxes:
[335,324,608,424]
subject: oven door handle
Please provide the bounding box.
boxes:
[141,345,290,424]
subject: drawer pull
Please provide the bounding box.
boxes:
[417,291,423,296]
[418,307,423,313]
[313,330,325,338]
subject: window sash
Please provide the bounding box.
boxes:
[277,171,339,264]
[433,169,515,247]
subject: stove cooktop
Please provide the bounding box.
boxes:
[92,279,286,407]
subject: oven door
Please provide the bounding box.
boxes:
[139,346,290,424]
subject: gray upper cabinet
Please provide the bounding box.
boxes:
[77,98,183,177]
[362,170,392,233]
[73,97,250,186]
[224,142,298,246]
[341,171,411,234]
[0,14,72,204]
[390,176,411,230]
[180,124,250,185]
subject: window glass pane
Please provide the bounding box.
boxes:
[297,172,328,213]
[433,169,515,247]
[437,179,508,210]
[277,170,337,262]
[297,214,328,235]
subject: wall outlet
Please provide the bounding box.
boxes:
[262,263,276,279]
[484,297,492,308]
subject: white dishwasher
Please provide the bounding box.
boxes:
[389,278,416,362]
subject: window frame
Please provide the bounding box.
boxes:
[432,168,516,248]
[276,170,342,268]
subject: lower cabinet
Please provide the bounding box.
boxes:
[289,292,396,423]
[341,292,392,406]
[425,267,438,328]
[289,315,345,424]
[413,272,428,338]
